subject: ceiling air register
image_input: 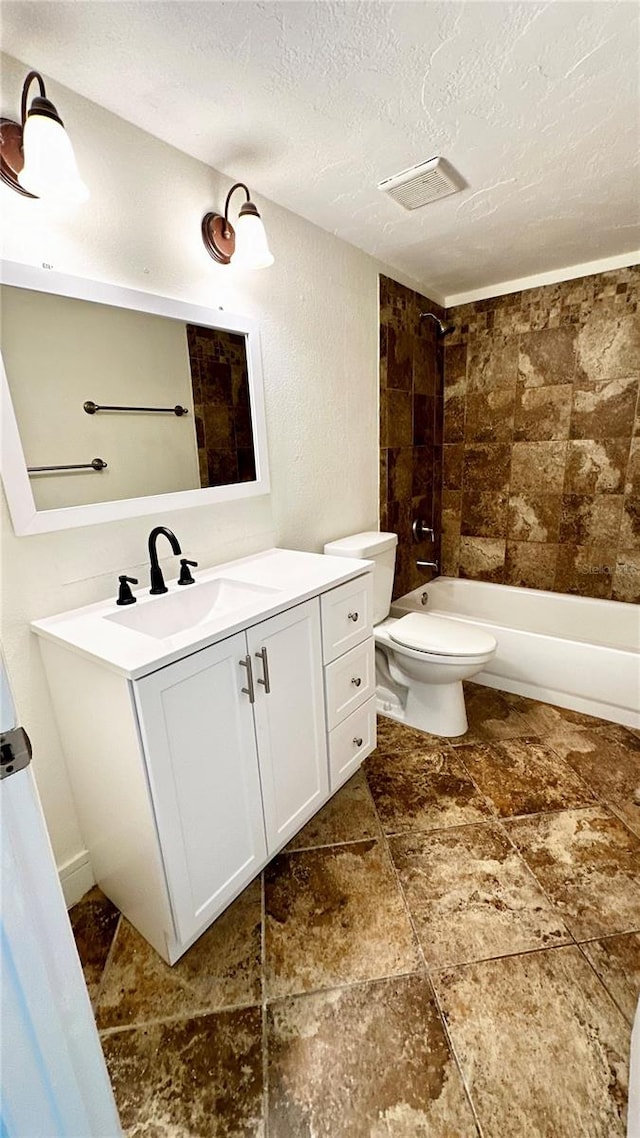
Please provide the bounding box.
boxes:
[378,157,463,210]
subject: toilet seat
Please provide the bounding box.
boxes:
[387,612,497,658]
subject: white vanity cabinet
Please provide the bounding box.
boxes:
[132,632,266,949]
[133,599,328,948]
[33,549,375,964]
[246,601,328,850]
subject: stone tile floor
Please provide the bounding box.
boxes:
[71,682,640,1137]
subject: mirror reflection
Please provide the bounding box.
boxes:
[0,286,256,511]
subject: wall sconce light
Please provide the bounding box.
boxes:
[0,69,89,203]
[201,182,274,269]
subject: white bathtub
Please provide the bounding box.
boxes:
[391,577,640,729]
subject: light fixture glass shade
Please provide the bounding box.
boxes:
[232,211,274,269]
[17,113,89,203]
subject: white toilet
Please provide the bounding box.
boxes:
[323,531,497,737]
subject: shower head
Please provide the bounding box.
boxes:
[420,312,455,337]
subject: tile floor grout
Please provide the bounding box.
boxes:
[427,970,488,1138]
[93,912,122,1014]
[368,766,487,1137]
[372,700,639,1135]
[573,937,638,1028]
[260,868,269,1138]
[451,718,640,845]
[373,715,614,1133]
[481,778,640,957]
[73,687,640,1136]
[94,919,640,1041]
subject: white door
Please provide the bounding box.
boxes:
[1,655,121,1137]
[134,633,267,946]
[247,599,328,850]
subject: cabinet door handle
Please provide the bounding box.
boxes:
[348,611,359,622]
[353,736,363,747]
[239,655,255,704]
[351,676,362,687]
[255,646,271,694]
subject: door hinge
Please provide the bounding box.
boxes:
[1,727,32,780]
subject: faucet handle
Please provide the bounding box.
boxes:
[413,519,435,543]
[116,575,138,606]
[178,558,198,586]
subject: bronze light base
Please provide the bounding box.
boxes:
[0,118,36,198]
[201,212,236,264]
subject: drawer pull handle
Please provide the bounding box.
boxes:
[348,611,359,622]
[351,676,362,687]
[255,646,271,694]
[239,655,255,704]
[353,736,363,747]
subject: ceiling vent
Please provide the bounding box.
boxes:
[378,157,463,210]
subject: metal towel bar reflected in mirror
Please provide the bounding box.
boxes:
[27,458,108,475]
[83,401,189,416]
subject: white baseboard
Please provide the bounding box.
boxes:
[59,850,94,909]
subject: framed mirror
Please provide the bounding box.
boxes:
[0,261,270,535]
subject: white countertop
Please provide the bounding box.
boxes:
[31,548,372,680]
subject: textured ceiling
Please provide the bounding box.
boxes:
[2,1,639,299]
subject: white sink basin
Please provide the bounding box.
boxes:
[105,578,281,640]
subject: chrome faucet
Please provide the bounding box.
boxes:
[416,559,439,571]
[148,526,182,594]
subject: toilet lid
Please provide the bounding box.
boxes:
[389,613,497,657]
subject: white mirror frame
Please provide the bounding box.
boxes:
[0,261,270,535]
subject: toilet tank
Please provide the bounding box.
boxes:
[323,532,398,624]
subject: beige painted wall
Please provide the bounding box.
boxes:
[0,53,424,873]
[1,286,200,508]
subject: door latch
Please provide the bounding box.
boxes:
[0,726,32,780]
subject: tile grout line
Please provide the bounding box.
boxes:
[453,725,628,833]
[572,937,638,1029]
[493,804,583,948]
[576,925,640,945]
[427,938,594,976]
[427,977,486,1138]
[98,996,264,1039]
[366,751,487,1138]
[85,698,638,1132]
[540,734,625,808]
[93,913,123,1019]
[542,735,640,841]
[369,704,640,1130]
[491,798,639,961]
[283,832,382,855]
[261,869,269,1138]
[257,920,640,1016]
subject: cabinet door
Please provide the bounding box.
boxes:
[134,632,267,946]
[247,599,328,851]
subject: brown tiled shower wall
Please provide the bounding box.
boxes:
[441,266,640,602]
[186,324,256,488]
[379,275,444,599]
[379,266,640,604]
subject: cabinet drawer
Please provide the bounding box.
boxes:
[320,574,373,664]
[324,638,375,730]
[328,697,377,789]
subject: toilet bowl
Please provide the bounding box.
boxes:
[374,613,497,736]
[323,532,497,737]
